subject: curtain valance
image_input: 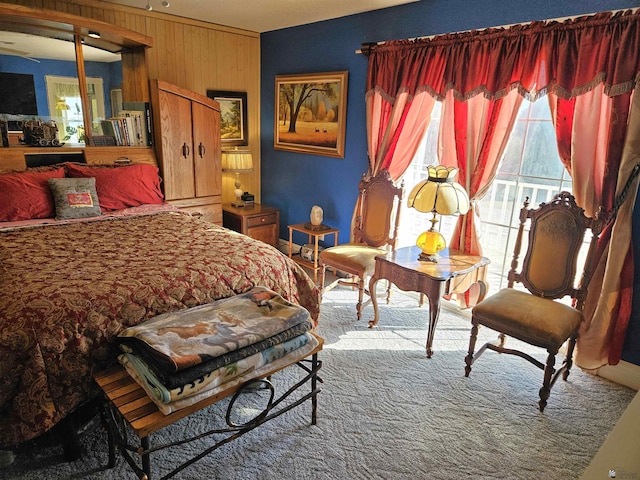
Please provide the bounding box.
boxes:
[365,10,640,102]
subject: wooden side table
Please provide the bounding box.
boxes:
[368,246,490,358]
[288,223,339,283]
[223,204,280,247]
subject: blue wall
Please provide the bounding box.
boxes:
[261,0,640,365]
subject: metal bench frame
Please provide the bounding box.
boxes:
[94,335,323,480]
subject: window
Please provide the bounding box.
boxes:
[401,98,572,294]
[477,99,571,291]
[45,75,105,145]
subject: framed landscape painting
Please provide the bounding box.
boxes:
[206,90,248,146]
[274,71,348,158]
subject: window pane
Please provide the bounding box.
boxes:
[529,98,553,119]
[521,121,563,178]
[499,120,525,174]
[399,97,572,297]
[478,173,518,226]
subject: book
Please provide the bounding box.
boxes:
[120,110,146,146]
[100,120,117,143]
[122,101,153,146]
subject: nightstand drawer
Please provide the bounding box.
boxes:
[223,204,281,247]
[247,212,278,228]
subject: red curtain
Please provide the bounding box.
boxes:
[366,11,640,103]
[438,89,523,257]
[364,10,640,366]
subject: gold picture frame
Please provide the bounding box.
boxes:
[274,71,348,158]
[207,90,248,146]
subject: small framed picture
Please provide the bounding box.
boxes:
[206,90,248,146]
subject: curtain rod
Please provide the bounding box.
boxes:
[354,7,640,54]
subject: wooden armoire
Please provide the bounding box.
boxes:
[150,79,223,225]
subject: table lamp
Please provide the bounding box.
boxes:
[222,147,253,207]
[407,165,470,262]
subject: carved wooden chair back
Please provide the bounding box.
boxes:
[319,169,404,320]
[352,169,404,248]
[465,191,604,411]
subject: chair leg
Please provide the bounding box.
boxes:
[464,320,479,377]
[539,352,557,412]
[355,277,365,321]
[319,264,326,291]
[562,335,577,381]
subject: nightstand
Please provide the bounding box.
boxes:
[222,204,280,247]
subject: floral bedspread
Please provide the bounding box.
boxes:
[0,210,320,447]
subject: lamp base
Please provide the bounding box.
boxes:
[231,200,246,207]
[418,251,441,263]
[415,229,446,263]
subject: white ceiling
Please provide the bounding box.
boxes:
[100,0,418,33]
[0,31,119,62]
[0,0,417,62]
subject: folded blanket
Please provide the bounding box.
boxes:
[118,286,311,373]
[120,333,319,415]
[123,320,312,389]
[119,333,312,404]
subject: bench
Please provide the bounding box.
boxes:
[93,288,323,480]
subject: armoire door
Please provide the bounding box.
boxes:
[192,101,221,198]
[157,90,194,200]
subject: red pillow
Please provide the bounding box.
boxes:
[65,163,164,211]
[0,167,66,221]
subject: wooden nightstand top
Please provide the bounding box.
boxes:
[222,203,278,216]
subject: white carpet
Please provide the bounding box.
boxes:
[3,286,636,479]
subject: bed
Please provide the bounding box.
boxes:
[0,162,321,449]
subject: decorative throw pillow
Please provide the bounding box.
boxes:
[0,167,66,221]
[65,163,164,211]
[48,177,102,219]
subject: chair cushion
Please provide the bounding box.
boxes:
[320,244,386,276]
[471,288,583,351]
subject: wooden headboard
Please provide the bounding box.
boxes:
[0,146,158,173]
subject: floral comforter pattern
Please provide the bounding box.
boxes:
[0,210,320,447]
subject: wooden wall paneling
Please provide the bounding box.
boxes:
[154,19,170,81]
[173,22,186,88]
[197,25,209,93]
[182,24,196,90]
[144,15,159,81]
[162,21,178,85]
[215,30,234,86]
[121,50,150,102]
[207,29,220,89]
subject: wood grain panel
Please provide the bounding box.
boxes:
[192,102,222,198]
[0,147,157,173]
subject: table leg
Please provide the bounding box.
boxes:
[425,282,446,358]
[313,234,319,283]
[367,274,380,328]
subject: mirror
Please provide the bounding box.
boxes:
[0,30,122,146]
[0,3,152,150]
